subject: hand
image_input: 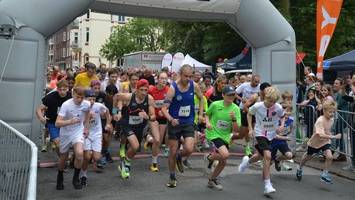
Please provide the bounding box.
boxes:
[158,110,164,117]
[138,111,149,120]
[277,126,285,134]
[229,112,236,121]
[243,107,249,113]
[105,124,113,133]
[170,118,179,126]
[113,113,122,121]
[40,116,48,124]
[198,114,204,123]
[83,128,89,138]
[206,122,212,130]
[248,129,254,138]
[70,117,80,125]
[333,134,342,139]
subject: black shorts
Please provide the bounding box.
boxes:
[241,110,255,127]
[307,144,331,155]
[168,123,194,140]
[122,126,145,144]
[255,137,272,156]
[271,141,291,160]
[211,138,229,149]
[157,118,167,125]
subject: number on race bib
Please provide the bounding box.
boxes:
[216,120,230,130]
[178,106,191,117]
[129,115,144,125]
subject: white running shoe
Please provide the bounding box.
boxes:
[238,156,250,173]
[264,184,276,194]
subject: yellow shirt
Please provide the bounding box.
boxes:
[74,72,98,89]
[121,81,130,92]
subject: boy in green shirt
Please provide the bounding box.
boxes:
[205,85,241,190]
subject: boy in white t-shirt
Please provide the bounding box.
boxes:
[55,87,91,190]
[296,99,341,184]
[80,90,112,186]
[238,86,285,195]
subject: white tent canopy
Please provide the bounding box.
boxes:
[182,54,211,70]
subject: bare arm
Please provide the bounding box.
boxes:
[161,86,175,122]
[148,95,156,121]
[36,104,47,124]
[194,82,204,121]
[55,115,79,128]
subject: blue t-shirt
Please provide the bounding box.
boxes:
[169,80,195,125]
[271,117,294,145]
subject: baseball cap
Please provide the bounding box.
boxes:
[137,79,149,89]
[222,85,236,95]
[85,89,97,97]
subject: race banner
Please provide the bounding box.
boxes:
[316,0,343,80]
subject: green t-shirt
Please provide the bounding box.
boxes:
[206,100,241,144]
[194,94,208,124]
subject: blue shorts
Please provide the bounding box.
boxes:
[47,123,60,141]
[271,140,291,160]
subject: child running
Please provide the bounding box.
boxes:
[205,85,241,190]
[238,86,285,195]
[296,99,341,184]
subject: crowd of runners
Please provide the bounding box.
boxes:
[36,62,353,195]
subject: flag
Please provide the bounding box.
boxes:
[316,0,343,80]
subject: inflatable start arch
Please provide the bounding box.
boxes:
[0,0,296,144]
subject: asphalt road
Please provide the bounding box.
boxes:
[37,157,355,200]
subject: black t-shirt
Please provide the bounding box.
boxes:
[96,91,107,104]
[208,90,223,106]
[42,91,71,123]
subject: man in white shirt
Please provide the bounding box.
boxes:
[55,87,91,190]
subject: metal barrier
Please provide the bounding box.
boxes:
[295,103,355,168]
[295,104,318,144]
[0,120,37,200]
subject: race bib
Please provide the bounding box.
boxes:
[262,121,275,132]
[155,100,164,108]
[216,120,229,130]
[178,106,191,117]
[129,115,144,125]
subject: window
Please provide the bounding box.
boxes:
[118,15,125,22]
[84,54,89,62]
[86,10,90,19]
[86,27,89,43]
[62,48,66,58]
[74,32,78,44]
[63,31,66,41]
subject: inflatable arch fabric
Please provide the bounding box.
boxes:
[0,0,295,144]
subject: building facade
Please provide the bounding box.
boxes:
[48,10,131,69]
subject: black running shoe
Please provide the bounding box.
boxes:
[80,176,87,186]
[56,172,64,190]
[274,160,281,172]
[72,177,83,190]
[105,152,114,163]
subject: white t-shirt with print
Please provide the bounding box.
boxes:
[236,82,260,109]
[58,99,91,136]
[249,102,284,141]
[88,102,108,137]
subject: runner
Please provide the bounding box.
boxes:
[147,71,170,172]
[161,64,205,188]
[204,85,241,190]
[234,74,260,156]
[36,79,71,156]
[114,79,156,179]
[238,86,285,195]
[296,99,342,184]
[80,90,112,186]
[74,62,98,89]
[55,87,91,190]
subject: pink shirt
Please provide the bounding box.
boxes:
[307,116,334,148]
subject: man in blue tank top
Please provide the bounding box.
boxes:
[162,64,205,188]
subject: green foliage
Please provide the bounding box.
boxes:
[101,1,355,67]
